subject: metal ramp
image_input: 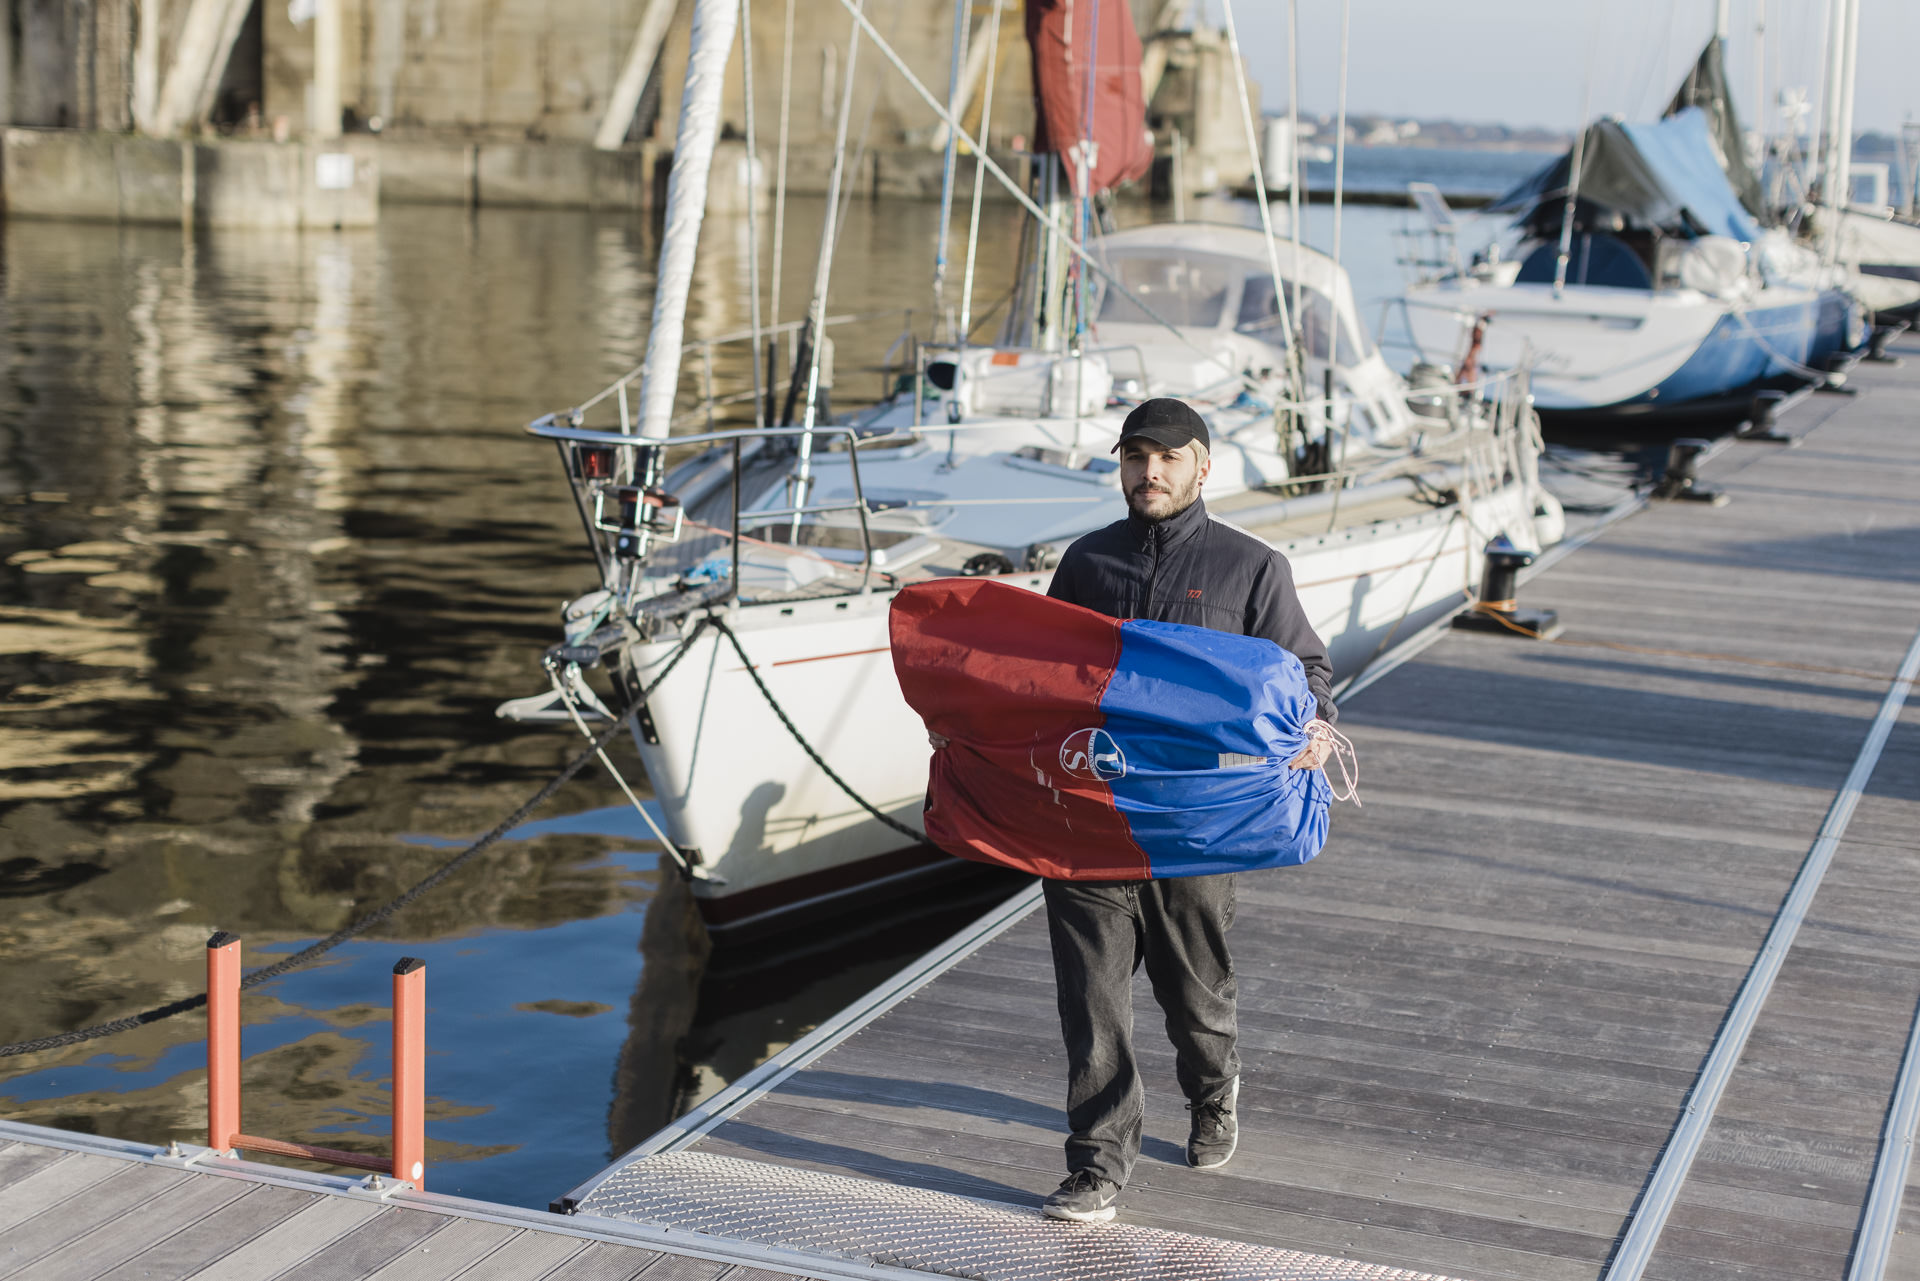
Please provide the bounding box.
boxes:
[574,1151,1469,1281]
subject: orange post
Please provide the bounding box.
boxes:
[391,957,426,1188]
[205,932,242,1153]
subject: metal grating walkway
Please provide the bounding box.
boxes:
[575,1152,1469,1281]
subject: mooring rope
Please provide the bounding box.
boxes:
[0,619,711,1060]
[711,614,927,843]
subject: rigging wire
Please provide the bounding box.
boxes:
[1553,6,1604,298]
[932,0,971,331]
[1217,0,1304,422]
[1074,0,1104,348]
[1285,0,1304,360]
[740,0,766,426]
[768,0,795,350]
[790,0,866,535]
[825,0,1289,402]
[957,0,1008,344]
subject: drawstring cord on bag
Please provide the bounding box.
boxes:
[1306,719,1361,806]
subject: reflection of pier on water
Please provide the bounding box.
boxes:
[4,199,1015,1203]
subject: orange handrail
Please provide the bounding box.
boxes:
[205,934,427,1188]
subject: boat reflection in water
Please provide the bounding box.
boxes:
[0,202,1027,1206]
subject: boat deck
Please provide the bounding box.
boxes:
[568,332,1920,1281]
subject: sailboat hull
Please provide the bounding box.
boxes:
[1404,280,1858,432]
[628,480,1548,943]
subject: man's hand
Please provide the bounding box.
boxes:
[1287,721,1332,770]
[929,732,950,750]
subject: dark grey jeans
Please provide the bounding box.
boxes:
[1042,873,1240,1187]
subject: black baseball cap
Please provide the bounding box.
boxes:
[1112,397,1210,453]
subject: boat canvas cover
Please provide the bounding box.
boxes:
[890,579,1329,881]
[1665,37,1766,220]
[1025,0,1153,196]
[1493,108,1762,244]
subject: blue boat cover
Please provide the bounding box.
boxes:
[1493,108,1761,244]
[890,578,1331,881]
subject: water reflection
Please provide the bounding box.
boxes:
[0,199,1037,1205]
[0,194,1437,1206]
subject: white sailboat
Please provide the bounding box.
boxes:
[500,0,1565,941]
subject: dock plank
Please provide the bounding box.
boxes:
[451,1228,589,1281]
[542,1239,675,1281]
[269,1205,446,1281]
[94,1183,320,1281]
[0,1160,188,1275]
[0,1150,121,1235]
[187,1192,384,1281]
[361,1216,519,1281]
[10,1168,248,1280]
[0,1148,65,1197]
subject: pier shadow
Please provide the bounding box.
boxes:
[1509,650,1893,705]
[776,1069,1060,1130]
[1585,523,1920,585]
[709,1120,1043,1206]
[1342,657,1919,803]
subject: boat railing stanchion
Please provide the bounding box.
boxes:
[730,436,742,602]
[844,425,875,594]
[1652,437,1729,505]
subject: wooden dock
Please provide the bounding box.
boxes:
[0,1119,949,1281]
[567,330,1920,1281]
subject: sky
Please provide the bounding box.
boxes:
[1220,0,1917,138]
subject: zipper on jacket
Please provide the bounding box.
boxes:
[1142,524,1162,619]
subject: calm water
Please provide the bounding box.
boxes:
[0,167,1523,1206]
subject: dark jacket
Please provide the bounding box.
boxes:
[1047,496,1335,722]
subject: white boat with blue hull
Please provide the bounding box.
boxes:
[1402,109,1862,433]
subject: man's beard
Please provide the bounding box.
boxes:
[1126,473,1202,522]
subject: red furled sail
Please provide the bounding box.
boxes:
[1025,0,1152,196]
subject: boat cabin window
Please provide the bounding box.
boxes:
[1097,255,1235,328]
[1236,275,1372,364]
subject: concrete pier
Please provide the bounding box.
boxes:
[2,128,378,227]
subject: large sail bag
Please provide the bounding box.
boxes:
[890,578,1330,880]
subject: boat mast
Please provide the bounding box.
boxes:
[1832,0,1860,218]
[1819,0,1846,219]
[634,0,742,440]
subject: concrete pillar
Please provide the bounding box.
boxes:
[151,0,251,134]
[133,0,162,132]
[595,0,681,151]
[312,0,341,138]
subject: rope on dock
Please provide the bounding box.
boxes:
[711,615,927,843]
[0,620,711,1060]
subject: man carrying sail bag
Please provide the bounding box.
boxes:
[1035,397,1337,1224]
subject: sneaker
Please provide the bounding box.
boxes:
[1042,1169,1120,1223]
[1187,1076,1239,1169]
